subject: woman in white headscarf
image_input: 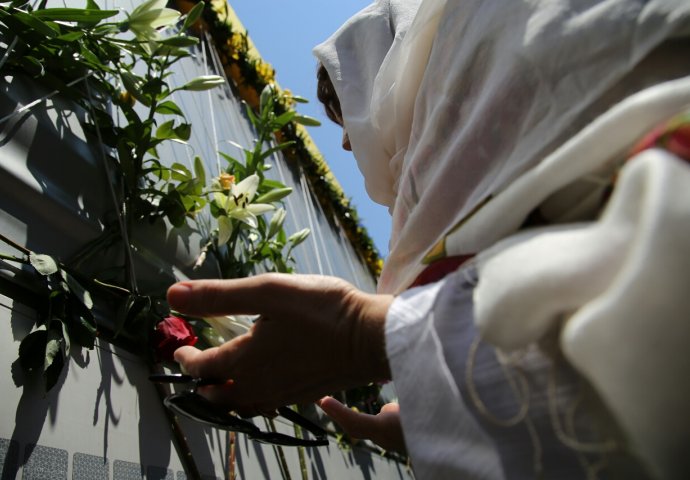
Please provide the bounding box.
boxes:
[170,0,690,478]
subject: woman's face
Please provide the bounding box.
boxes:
[316,64,351,152]
[339,121,352,151]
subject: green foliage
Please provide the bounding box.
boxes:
[14,252,97,391]
[0,1,312,390]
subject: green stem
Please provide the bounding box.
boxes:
[92,278,131,296]
[0,253,29,265]
[266,418,292,480]
[0,232,31,256]
[292,411,309,480]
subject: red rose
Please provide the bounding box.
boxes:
[152,315,198,362]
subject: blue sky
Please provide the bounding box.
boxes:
[229,0,392,258]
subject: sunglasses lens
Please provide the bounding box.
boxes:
[164,392,259,435]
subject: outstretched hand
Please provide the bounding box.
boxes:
[318,397,407,454]
[167,273,393,416]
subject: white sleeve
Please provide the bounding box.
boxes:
[384,151,690,480]
[473,150,690,480]
[385,269,505,480]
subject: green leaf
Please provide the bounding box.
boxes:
[57,30,85,42]
[261,179,288,189]
[79,45,105,69]
[255,187,292,204]
[162,191,187,227]
[151,163,171,181]
[244,101,261,127]
[120,71,151,107]
[66,306,97,349]
[8,9,60,38]
[114,295,135,338]
[157,35,198,47]
[293,114,321,127]
[182,1,205,30]
[273,110,296,128]
[59,318,71,357]
[44,350,65,391]
[44,321,65,375]
[32,8,119,23]
[156,100,184,116]
[193,156,206,185]
[155,120,191,141]
[292,95,309,104]
[18,56,44,77]
[29,254,58,276]
[60,270,93,310]
[155,119,176,140]
[219,151,243,169]
[18,328,47,372]
[179,192,198,212]
[170,162,192,181]
[86,0,100,10]
[257,141,295,163]
[174,123,192,141]
[44,321,66,391]
[114,295,151,338]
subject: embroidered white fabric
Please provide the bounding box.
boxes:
[386,275,506,479]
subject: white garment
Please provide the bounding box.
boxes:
[388,78,690,479]
[315,0,690,294]
[386,274,505,480]
[315,0,690,478]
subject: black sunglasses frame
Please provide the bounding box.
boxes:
[150,373,329,447]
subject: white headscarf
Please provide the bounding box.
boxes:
[315,0,690,295]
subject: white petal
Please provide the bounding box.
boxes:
[203,316,234,342]
[232,174,259,200]
[130,0,164,17]
[230,209,257,228]
[247,203,275,215]
[147,8,181,29]
[130,9,179,28]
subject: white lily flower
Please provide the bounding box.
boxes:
[126,0,180,45]
[203,315,255,343]
[215,174,274,244]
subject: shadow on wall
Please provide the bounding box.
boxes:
[2,300,222,479]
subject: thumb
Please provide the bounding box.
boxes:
[173,344,236,383]
[317,396,377,439]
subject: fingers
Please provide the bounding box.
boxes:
[167,273,327,317]
[168,278,265,317]
[318,398,407,454]
[317,396,377,439]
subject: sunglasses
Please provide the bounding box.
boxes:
[150,373,329,447]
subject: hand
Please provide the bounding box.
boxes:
[167,273,393,415]
[318,398,406,454]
